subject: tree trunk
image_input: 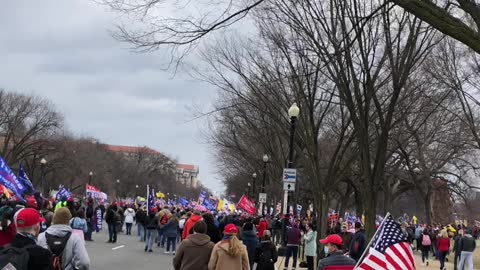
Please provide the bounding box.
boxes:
[383,177,392,215]
[424,192,432,225]
[364,191,378,239]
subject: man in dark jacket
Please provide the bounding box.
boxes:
[338,223,353,253]
[9,208,53,270]
[453,229,464,270]
[241,222,259,270]
[318,234,356,270]
[85,198,94,241]
[173,221,214,270]
[105,203,118,243]
[348,222,367,262]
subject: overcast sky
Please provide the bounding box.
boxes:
[0,1,223,193]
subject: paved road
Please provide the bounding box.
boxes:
[86,224,174,270]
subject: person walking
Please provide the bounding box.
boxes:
[136,207,147,242]
[203,212,221,244]
[37,207,90,270]
[182,212,203,240]
[173,221,215,270]
[84,198,94,241]
[348,222,367,262]
[420,228,433,266]
[303,224,317,270]
[124,207,135,235]
[105,203,118,243]
[254,230,277,270]
[164,214,179,255]
[317,234,356,270]
[338,223,353,253]
[284,222,302,270]
[0,208,53,270]
[453,228,464,270]
[208,223,249,270]
[257,217,269,240]
[415,225,424,251]
[272,216,282,246]
[437,229,450,270]
[144,208,158,252]
[70,209,88,240]
[241,222,259,270]
[458,229,477,270]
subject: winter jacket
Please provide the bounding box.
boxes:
[135,210,147,226]
[208,239,250,270]
[304,230,317,257]
[286,225,302,246]
[70,217,88,233]
[38,224,90,270]
[9,233,53,270]
[459,234,477,252]
[182,214,203,240]
[254,240,277,270]
[105,207,117,224]
[349,230,367,261]
[206,222,222,244]
[241,230,259,269]
[339,231,353,252]
[257,220,268,238]
[164,218,179,238]
[437,237,450,252]
[173,233,215,270]
[124,208,135,224]
[145,213,158,230]
[317,251,356,270]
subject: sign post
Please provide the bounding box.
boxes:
[258,193,267,215]
[282,168,297,214]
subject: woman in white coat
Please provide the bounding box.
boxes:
[124,207,135,235]
[303,223,317,270]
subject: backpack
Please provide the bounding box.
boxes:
[46,232,72,270]
[160,215,169,225]
[0,245,35,270]
[422,234,431,246]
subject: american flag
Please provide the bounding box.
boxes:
[357,215,415,270]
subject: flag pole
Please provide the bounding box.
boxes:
[146,184,150,215]
[354,212,391,269]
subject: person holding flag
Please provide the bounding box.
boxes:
[355,214,415,270]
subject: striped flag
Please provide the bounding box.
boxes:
[356,215,415,270]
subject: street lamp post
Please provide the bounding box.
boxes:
[40,158,47,197]
[252,173,257,202]
[260,154,269,216]
[285,103,299,214]
[88,171,93,185]
[247,182,251,198]
[135,184,139,197]
[116,179,120,198]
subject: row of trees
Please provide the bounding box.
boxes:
[0,90,203,199]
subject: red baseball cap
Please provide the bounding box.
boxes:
[224,224,238,234]
[15,208,45,228]
[319,234,343,245]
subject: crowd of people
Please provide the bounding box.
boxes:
[1,193,479,270]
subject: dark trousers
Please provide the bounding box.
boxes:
[306,256,314,270]
[421,249,429,263]
[166,237,177,252]
[285,246,299,268]
[108,223,117,242]
[85,220,93,240]
[454,253,463,270]
[126,223,133,235]
[439,251,447,269]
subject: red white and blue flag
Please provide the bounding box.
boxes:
[356,215,415,270]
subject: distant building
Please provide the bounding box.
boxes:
[104,144,200,188]
[176,164,200,188]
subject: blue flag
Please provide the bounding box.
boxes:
[198,190,207,204]
[18,165,34,193]
[56,185,71,201]
[147,187,155,212]
[0,156,26,199]
[179,197,189,207]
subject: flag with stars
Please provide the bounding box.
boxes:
[357,215,415,270]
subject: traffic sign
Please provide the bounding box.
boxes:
[283,182,295,191]
[259,193,267,203]
[282,168,297,183]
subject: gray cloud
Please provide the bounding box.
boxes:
[0,0,222,192]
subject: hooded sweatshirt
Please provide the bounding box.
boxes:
[37,224,90,270]
[173,233,215,270]
[124,208,135,224]
[182,214,203,240]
